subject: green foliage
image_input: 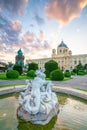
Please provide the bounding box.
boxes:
[50,69,64,81]
[72,68,77,74]
[84,64,87,73]
[64,70,71,77]
[27,70,36,78]
[77,70,85,75]
[6,70,19,79]
[28,62,38,71]
[13,64,23,75]
[76,63,84,70]
[45,70,50,78]
[71,71,76,75]
[0,73,6,79]
[65,70,69,72]
[45,60,58,77]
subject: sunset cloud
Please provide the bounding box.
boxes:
[11,20,22,32]
[22,31,34,42]
[45,0,87,25]
[0,15,22,43]
[0,0,29,15]
[38,31,44,40]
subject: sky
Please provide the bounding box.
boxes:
[0,0,87,63]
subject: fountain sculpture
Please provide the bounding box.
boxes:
[17,68,59,125]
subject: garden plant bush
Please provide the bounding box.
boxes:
[50,69,64,81]
[45,60,58,78]
[6,70,19,79]
[27,70,36,78]
[71,71,76,75]
[13,64,23,75]
[77,70,85,75]
[28,62,38,71]
[64,70,71,77]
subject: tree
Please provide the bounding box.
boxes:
[75,62,84,74]
[76,62,84,70]
[13,64,23,75]
[45,60,58,77]
[28,62,38,71]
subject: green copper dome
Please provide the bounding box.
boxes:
[58,41,68,48]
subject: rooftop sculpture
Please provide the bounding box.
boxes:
[17,68,59,125]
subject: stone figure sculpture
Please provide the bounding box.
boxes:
[17,68,59,125]
[15,49,25,68]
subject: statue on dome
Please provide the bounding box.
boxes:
[17,68,59,125]
[15,49,25,68]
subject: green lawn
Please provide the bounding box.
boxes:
[0,73,72,81]
[76,88,87,92]
[63,77,72,81]
[0,84,25,88]
[0,73,6,79]
[0,73,33,80]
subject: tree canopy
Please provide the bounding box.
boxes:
[44,60,58,77]
[28,62,38,71]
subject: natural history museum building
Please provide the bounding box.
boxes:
[26,41,87,71]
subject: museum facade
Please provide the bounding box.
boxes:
[26,41,87,71]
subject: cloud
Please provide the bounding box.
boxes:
[22,31,34,42]
[0,15,22,43]
[11,20,22,32]
[0,0,29,15]
[0,7,2,13]
[45,0,87,25]
[38,31,44,40]
[34,13,45,25]
[76,28,80,32]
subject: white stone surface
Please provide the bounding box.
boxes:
[17,68,59,125]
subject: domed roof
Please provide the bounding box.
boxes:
[58,41,68,48]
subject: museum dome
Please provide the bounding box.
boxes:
[58,41,68,48]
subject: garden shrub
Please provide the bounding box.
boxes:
[6,70,19,79]
[64,70,71,77]
[45,60,58,78]
[73,68,77,74]
[45,70,50,78]
[50,69,64,81]
[27,70,36,78]
[28,62,38,71]
[71,71,76,75]
[13,64,23,75]
[77,70,85,75]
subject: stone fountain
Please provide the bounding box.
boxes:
[17,68,59,125]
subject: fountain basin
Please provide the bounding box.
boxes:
[0,93,87,130]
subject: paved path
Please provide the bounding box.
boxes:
[53,75,87,89]
[0,75,87,89]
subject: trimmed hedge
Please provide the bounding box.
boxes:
[27,70,36,78]
[6,70,19,79]
[64,71,71,77]
[50,69,64,81]
[71,71,76,75]
[45,60,58,78]
[77,70,85,75]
